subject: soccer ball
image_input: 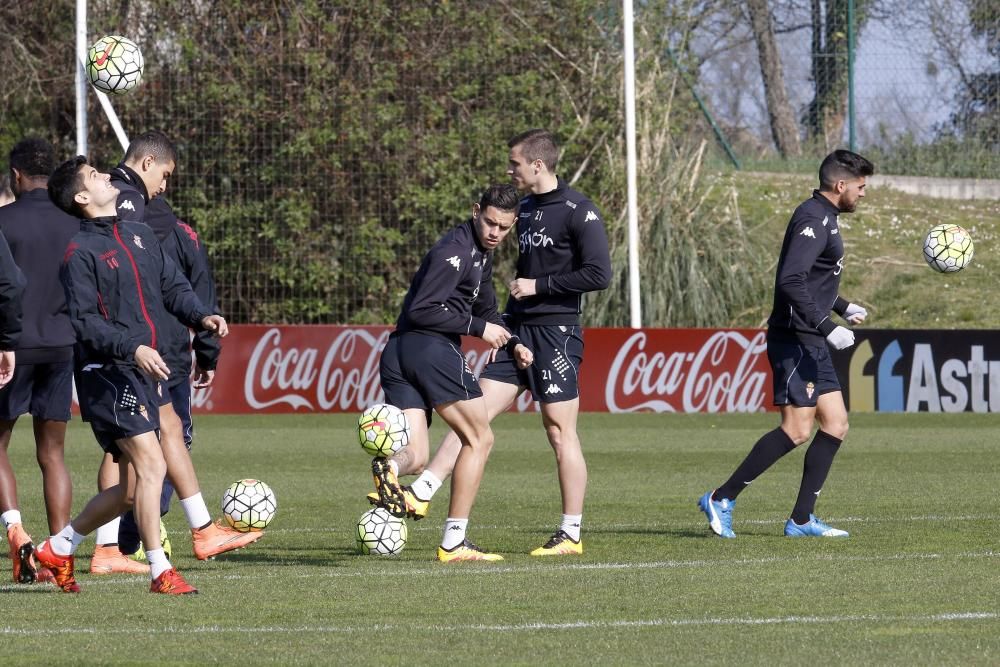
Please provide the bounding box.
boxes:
[86,35,144,95]
[923,223,974,273]
[356,507,407,555]
[221,479,276,532]
[358,403,410,457]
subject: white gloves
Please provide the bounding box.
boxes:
[844,303,867,325]
[826,326,855,350]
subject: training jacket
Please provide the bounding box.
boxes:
[0,229,25,351]
[111,166,221,378]
[60,217,212,369]
[395,219,511,346]
[0,188,79,363]
[767,190,851,347]
[504,178,611,325]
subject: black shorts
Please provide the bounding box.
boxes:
[768,339,841,407]
[0,360,73,421]
[76,364,170,461]
[379,331,481,411]
[479,323,583,403]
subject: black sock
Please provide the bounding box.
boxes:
[714,428,796,501]
[790,430,842,524]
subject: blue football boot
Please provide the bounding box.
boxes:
[784,514,849,537]
[698,490,736,538]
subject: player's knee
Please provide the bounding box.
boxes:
[824,420,849,441]
[785,427,812,446]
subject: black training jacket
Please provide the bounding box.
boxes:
[0,188,79,363]
[504,178,611,325]
[395,219,508,344]
[110,165,221,376]
[0,228,25,351]
[767,190,850,347]
[60,216,212,369]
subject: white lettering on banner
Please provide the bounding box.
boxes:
[904,343,1000,413]
[317,330,389,410]
[245,328,394,411]
[606,331,768,413]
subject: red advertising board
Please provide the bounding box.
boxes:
[192,325,773,414]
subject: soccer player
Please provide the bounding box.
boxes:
[103,134,222,566]
[89,131,253,572]
[37,156,225,594]
[370,130,611,557]
[0,139,78,584]
[375,183,532,562]
[697,149,874,539]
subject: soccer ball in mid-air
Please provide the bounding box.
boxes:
[358,403,410,457]
[221,479,276,532]
[356,507,407,555]
[86,35,144,95]
[923,224,974,273]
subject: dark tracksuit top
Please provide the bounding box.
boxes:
[60,217,212,370]
[767,190,851,347]
[395,219,512,347]
[0,229,25,351]
[504,178,612,325]
[110,165,221,380]
[0,188,79,363]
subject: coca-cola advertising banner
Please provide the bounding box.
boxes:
[187,326,1000,414]
[196,325,772,414]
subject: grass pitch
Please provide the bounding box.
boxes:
[1,412,997,665]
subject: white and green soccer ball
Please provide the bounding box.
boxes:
[356,507,407,556]
[86,35,144,95]
[221,479,276,532]
[358,403,410,457]
[923,223,974,273]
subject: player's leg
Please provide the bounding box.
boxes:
[530,397,587,555]
[0,417,35,583]
[435,395,503,562]
[371,379,520,519]
[115,432,195,594]
[91,452,149,574]
[699,339,816,538]
[33,419,72,534]
[29,360,74,534]
[153,401,263,559]
[785,389,850,538]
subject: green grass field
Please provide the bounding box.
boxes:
[1,412,998,665]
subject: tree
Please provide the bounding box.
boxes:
[746,0,801,156]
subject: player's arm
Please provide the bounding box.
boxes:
[115,189,146,224]
[61,246,145,361]
[405,245,489,337]
[472,256,523,354]
[149,229,219,334]
[174,222,222,371]
[832,295,867,324]
[535,204,612,296]
[0,231,25,352]
[774,217,835,334]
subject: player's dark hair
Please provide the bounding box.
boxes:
[478,183,520,214]
[819,149,874,190]
[124,130,177,165]
[508,129,559,172]
[48,155,89,216]
[9,137,55,178]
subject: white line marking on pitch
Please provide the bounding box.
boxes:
[0,611,995,636]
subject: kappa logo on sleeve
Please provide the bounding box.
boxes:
[799,227,816,238]
[118,199,135,212]
[446,255,461,270]
[585,210,600,222]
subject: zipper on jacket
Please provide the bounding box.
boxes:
[112,225,157,348]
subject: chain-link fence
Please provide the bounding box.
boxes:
[1,1,996,325]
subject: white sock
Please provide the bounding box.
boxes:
[441,517,468,550]
[95,517,121,546]
[560,514,582,542]
[388,459,400,476]
[1,510,22,529]
[52,524,87,556]
[145,547,171,580]
[410,470,442,501]
[179,492,212,530]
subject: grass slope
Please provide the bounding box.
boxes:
[0,413,997,665]
[725,172,1000,329]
